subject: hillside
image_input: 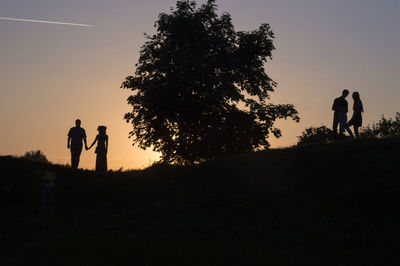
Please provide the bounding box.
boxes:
[1,138,400,265]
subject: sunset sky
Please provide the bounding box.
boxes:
[1,0,399,170]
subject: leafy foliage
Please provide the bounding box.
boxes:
[297,126,334,146]
[122,0,299,164]
[359,126,377,139]
[363,112,400,138]
[298,113,400,145]
[23,150,49,163]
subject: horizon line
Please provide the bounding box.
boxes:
[0,16,93,27]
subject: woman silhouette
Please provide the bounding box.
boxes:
[88,126,108,172]
[346,92,364,139]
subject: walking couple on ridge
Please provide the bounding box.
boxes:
[67,119,109,172]
[332,89,364,139]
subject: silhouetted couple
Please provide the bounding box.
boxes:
[67,119,109,172]
[332,89,364,139]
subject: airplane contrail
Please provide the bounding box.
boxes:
[0,16,93,27]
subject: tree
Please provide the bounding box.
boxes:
[122,0,299,164]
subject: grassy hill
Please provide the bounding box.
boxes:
[1,138,400,265]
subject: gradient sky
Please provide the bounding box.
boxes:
[1,0,399,170]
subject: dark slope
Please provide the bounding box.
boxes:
[1,138,400,265]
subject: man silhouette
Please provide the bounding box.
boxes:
[67,119,88,169]
[332,89,349,138]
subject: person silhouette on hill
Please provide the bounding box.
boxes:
[332,89,349,138]
[67,119,88,169]
[87,126,108,172]
[345,92,364,139]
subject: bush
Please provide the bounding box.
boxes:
[298,113,400,145]
[297,126,334,146]
[360,112,400,138]
[359,126,376,139]
[23,150,49,163]
[373,112,400,137]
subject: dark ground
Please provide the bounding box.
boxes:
[1,138,400,265]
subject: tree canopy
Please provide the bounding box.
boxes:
[122,0,299,164]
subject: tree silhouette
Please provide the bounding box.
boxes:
[122,0,299,164]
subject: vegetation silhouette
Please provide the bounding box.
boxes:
[363,112,400,138]
[23,150,49,163]
[88,126,109,172]
[297,126,334,146]
[298,112,400,145]
[122,0,299,164]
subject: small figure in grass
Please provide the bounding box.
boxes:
[345,92,364,139]
[87,126,108,172]
[42,167,59,215]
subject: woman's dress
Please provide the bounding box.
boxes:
[95,134,108,172]
[348,100,363,127]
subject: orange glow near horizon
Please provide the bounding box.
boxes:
[1,1,399,170]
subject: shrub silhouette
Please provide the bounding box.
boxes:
[359,126,376,139]
[298,113,400,145]
[297,126,334,146]
[23,150,49,163]
[368,112,400,138]
[358,112,400,138]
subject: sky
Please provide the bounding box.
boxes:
[1,0,399,170]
